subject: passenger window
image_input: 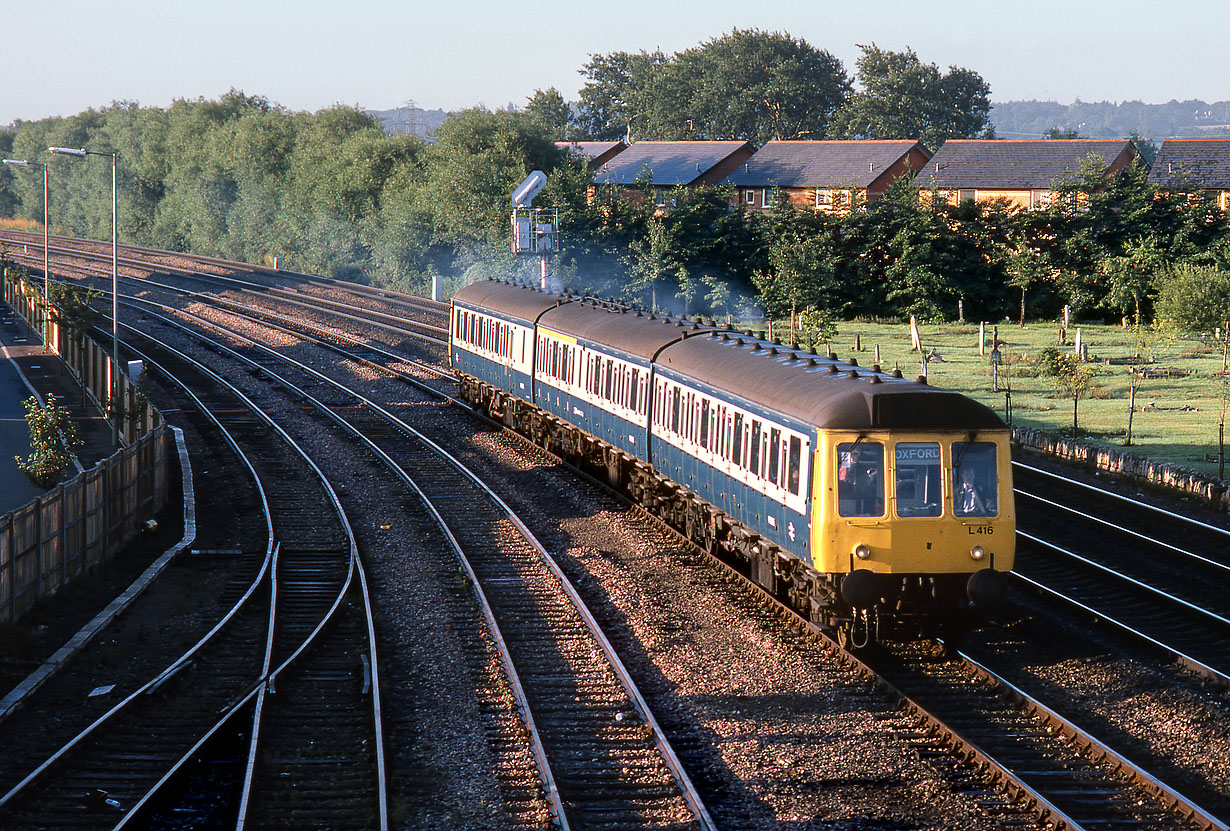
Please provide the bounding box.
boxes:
[769,428,781,485]
[732,413,743,463]
[895,442,942,517]
[750,421,762,475]
[788,436,802,495]
[953,442,998,517]
[837,442,884,517]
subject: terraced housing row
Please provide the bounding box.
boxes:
[561,137,1230,214]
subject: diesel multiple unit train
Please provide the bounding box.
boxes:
[450,278,1014,645]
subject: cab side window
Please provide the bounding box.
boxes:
[953,442,998,517]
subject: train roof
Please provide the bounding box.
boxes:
[538,301,699,361]
[658,331,1005,431]
[454,279,1005,431]
[452,279,565,324]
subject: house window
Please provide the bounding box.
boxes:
[1030,189,1051,210]
[958,188,977,203]
[654,187,675,208]
[815,188,832,208]
[743,189,757,205]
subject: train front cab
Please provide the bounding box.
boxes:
[813,429,1015,636]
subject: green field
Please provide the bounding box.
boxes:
[804,319,1228,479]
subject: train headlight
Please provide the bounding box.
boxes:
[854,544,871,560]
[970,545,986,561]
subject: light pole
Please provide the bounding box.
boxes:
[1,159,49,298]
[49,146,119,446]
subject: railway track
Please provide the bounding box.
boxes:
[127,292,715,827]
[1013,460,1230,685]
[0,324,388,829]
[9,229,1230,826]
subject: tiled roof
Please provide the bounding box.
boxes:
[722,141,927,188]
[593,141,752,186]
[1147,139,1230,188]
[556,141,625,160]
[920,140,1137,189]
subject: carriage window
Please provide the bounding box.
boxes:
[788,436,802,495]
[750,421,762,474]
[953,442,998,517]
[671,387,681,433]
[700,399,710,450]
[732,413,743,464]
[769,428,781,486]
[895,442,942,517]
[837,442,884,517]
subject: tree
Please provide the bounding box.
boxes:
[575,49,671,141]
[1047,352,1098,437]
[754,226,840,321]
[575,30,850,144]
[526,87,573,140]
[14,394,82,488]
[836,44,993,151]
[666,29,850,143]
[1097,236,1165,326]
[1154,264,1230,334]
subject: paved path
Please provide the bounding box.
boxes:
[0,303,117,516]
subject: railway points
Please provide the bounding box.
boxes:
[4,229,1230,830]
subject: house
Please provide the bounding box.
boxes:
[556,141,627,171]
[1147,138,1230,210]
[721,140,932,212]
[919,139,1139,210]
[589,141,755,209]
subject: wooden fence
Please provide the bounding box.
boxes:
[1,428,169,622]
[2,273,158,442]
[1,270,169,623]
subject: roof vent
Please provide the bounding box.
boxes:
[870,374,882,384]
[917,375,928,385]
[891,368,904,378]
[828,352,839,361]
[827,365,839,374]
[849,358,859,367]
[769,347,779,356]
[808,346,818,355]
[807,357,818,367]
[872,364,882,373]
[721,333,730,341]
[847,370,859,379]
[736,338,745,346]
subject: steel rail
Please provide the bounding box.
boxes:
[1015,487,1230,575]
[1018,530,1230,629]
[1009,570,1230,687]
[113,315,388,831]
[1013,459,1230,539]
[1,233,448,339]
[127,294,717,830]
[0,359,278,814]
[957,647,1229,831]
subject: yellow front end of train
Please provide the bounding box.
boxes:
[811,429,1015,620]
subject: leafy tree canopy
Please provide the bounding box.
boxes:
[835,44,993,151]
[576,30,850,144]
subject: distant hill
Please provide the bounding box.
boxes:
[991,99,1230,141]
[365,105,449,138]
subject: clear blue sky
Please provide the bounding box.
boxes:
[5,0,1226,126]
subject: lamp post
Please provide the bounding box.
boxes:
[49,146,119,446]
[1,159,49,298]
